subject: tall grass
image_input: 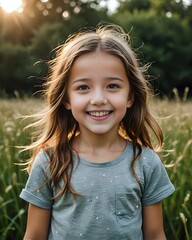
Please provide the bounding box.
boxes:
[153,94,192,239]
[0,97,191,239]
[0,98,39,240]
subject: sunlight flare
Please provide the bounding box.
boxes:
[0,0,23,13]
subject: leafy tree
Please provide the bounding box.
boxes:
[0,10,33,45]
[0,0,111,96]
[116,0,192,21]
[112,11,192,96]
[21,0,109,27]
[0,0,191,97]
[0,0,109,45]
[117,0,151,13]
[0,44,34,96]
[151,0,187,18]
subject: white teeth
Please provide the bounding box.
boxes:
[89,111,110,117]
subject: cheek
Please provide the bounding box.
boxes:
[67,92,80,106]
[114,98,129,113]
[69,98,86,113]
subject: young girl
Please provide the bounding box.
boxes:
[20,24,175,240]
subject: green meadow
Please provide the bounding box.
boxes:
[0,97,191,240]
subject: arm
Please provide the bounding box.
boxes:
[143,202,166,240]
[23,203,51,240]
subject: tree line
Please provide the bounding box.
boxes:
[0,0,191,97]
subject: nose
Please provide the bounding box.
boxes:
[90,89,108,105]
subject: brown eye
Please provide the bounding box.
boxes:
[77,85,89,90]
[107,84,120,89]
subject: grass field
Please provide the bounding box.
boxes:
[0,97,191,239]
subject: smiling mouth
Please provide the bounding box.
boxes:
[87,111,112,117]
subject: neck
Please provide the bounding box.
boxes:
[72,131,126,155]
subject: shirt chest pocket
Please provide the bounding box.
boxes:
[115,192,141,221]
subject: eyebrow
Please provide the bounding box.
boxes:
[71,77,124,84]
[72,78,90,84]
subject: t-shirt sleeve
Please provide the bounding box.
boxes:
[19,150,53,209]
[142,151,175,206]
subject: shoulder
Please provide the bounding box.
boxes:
[27,150,52,189]
[31,149,50,172]
[141,146,162,168]
[126,141,161,168]
[138,146,164,180]
[126,142,164,178]
[138,146,175,205]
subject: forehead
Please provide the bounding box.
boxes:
[69,51,127,80]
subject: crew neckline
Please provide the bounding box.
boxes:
[72,141,132,168]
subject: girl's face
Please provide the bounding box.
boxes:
[65,51,132,137]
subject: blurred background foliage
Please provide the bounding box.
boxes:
[0,1,192,239]
[0,0,192,97]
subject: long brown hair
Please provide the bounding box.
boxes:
[23,24,163,198]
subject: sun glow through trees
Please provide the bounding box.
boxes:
[0,0,23,13]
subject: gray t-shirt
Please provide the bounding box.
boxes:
[20,141,175,240]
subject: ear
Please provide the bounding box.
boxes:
[64,101,71,110]
[127,97,133,109]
